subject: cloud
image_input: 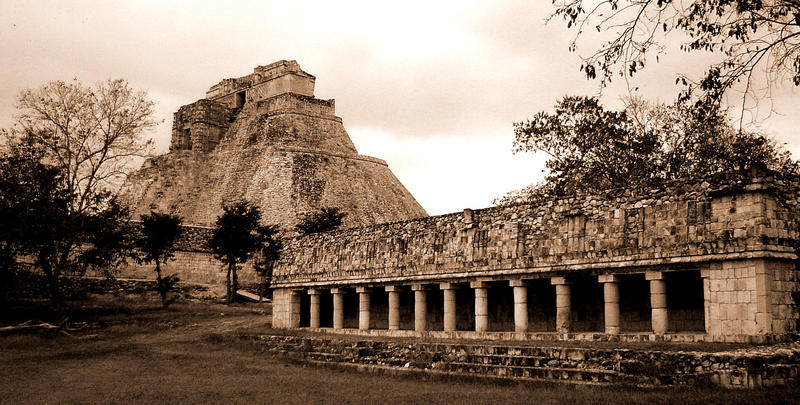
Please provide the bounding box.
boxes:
[348,127,546,215]
[1,0,798,216]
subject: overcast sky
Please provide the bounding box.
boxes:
[2,1,799,215]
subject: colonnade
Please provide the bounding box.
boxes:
[300,270,690,335]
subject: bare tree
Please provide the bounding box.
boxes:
[551,0,800,119]
[15,78,157,215]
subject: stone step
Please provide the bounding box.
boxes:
[465,353,554,367]
[439,361,635,384]
[427,344,612,361]
[305,351,346,361]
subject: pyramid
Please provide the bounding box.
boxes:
[122,60,427,229]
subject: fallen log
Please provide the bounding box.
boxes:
[0,321,59,333]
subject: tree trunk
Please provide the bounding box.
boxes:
[155,261,167,308]
[226,262,233,304]
[232,263,239,303]
[0,255,11,307]
[38,250,63,315]
[259,274,265,303]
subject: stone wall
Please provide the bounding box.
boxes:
[273,173,799,287]
[114,223,259,286]
[253,334,800,388]
[119,250,258,286]
[703,259,800,337]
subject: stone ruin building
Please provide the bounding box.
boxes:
[271,170,800,343]
[123,61,800,343]
[122,60,427,230]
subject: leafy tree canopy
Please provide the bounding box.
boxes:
[253,225,282,300]
[0,137,68,303]
[137,212,183,308]
[295,207,347,235]
[552,0,800,110]
[497,95,798,205]
[210,201,275,303]
[137,212,184,266]
[0,77,156,309]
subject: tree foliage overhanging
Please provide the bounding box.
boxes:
[552,0,800,109]
[497,96,798,205]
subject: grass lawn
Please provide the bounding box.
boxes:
[0,294,798,404]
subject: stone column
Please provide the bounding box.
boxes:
[290,290,302,328]
[356,286,371,330]
[440,283,457,332]
[412,284,428,332]
[646,270,668,334]
[331,288,345,329]
[471,281,489,332]
[598,274,620,335]
[551,277,571,333]
[509,280,528,333]
[308,289,321,328]
[700,269,712,335]
[386,286,402,331]
[754,261,773,334]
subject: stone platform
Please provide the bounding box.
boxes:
[251,333,800,388]
[302,327,788,344]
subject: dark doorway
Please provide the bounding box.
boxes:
[666,270,705,332]
[455,283,475,331]
[619,274,651,332]
[184,128,192,150]
[320,290,334,328]
[488,282,514,331]
[299,292,310,327]
[570,275,604,332]
[343,289,359,328]
[235,91,246,108]
[527,278,556,332]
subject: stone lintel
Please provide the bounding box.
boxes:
[470,280,490,289]
[439,282,458,290]
[355,286,372,294]
[700,269,711,278]
[385,285,404,292]
[645,270,664,280]
[598,274,619,283]
[508,279,528,287]
[550,277,570,285]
